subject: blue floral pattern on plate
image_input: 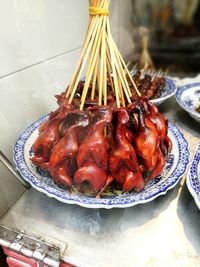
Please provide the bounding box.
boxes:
[176,82,200,123]
[187,142,200,209]
[13,115,189,209]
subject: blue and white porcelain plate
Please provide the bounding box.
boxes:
[187,142,200,209]
[150,77,177,106]
[176,82,200,123]
[13,115,189,209]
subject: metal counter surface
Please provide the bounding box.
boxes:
[1,96,200,267]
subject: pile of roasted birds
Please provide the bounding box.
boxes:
[32,81,172,197]
[31,0,172,198]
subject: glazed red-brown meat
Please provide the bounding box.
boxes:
[31,89,172,197]
[115,165,144,192]
[150,147,165,180]
[32,107,71,167]
[134,111,159,172]
[76,107,112,168]
[74,163,108,194]
[48,111,89,187]
[74,106,112,193]
[147,101,172,157]
[109,108,145,192]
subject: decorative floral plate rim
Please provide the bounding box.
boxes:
[175,82,200,121]
[13,115,189,209]
[186,142,200,209]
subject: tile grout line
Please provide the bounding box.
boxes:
[0,46,82,81]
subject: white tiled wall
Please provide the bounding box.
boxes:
[0,0,133,217]
[0,0,88,77]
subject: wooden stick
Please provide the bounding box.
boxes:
[91,56,98,100]
[67,0,107,99]
[80,29,103,109]
[118,76,125,107]
[106,61,114,93]
[80,1,109,109]
[66,0,141,111]
[106,49,114,93]
[103,18,107,106]
[111,37,141,97]
[66,10,98,98]
[106,19,132,98]
[80,0,109,109]
[68,17,101,103]
[106,31,120,108]
[106,25,131,104]
[98,18,106,105]
[112,42,132,103]
[69,3,105,104]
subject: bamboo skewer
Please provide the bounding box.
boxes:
[91,57,98,100]
[99,17,106,105]
[67,0,140,110]
[103,29,107,106]
[66,14,98,98]
[69,13,104,104]
[66,0,106,98]
[106,61,114,93]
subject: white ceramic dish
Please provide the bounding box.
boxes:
[176,82,200,123]
[187,142,200,209]
[13,115,189,209]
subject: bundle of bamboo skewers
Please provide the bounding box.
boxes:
[66,0,140,109]
[31,0,172,196]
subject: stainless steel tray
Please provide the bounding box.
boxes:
[1,96,200,267]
